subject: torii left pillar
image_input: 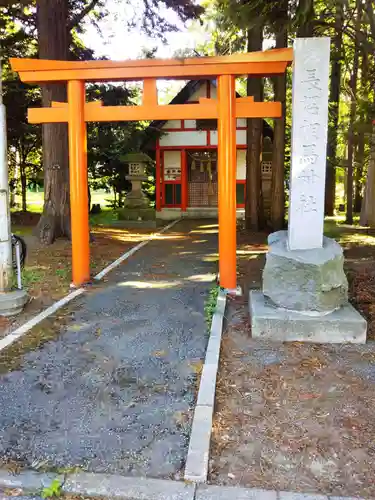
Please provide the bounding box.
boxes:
[67,80,90,287]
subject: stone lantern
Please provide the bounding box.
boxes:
[118,152,155,225]
[122,152,152,209]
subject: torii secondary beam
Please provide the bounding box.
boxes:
[27,98,282,124]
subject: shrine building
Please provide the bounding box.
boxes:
[150,79,274,220]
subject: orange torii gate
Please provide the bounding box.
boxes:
[10,49,293,290]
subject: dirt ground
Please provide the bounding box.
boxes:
[210,223,375,497]
[1,214,153,337]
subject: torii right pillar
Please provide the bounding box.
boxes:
[217,74,237,291]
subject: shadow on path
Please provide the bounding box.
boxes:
[0,220,218,479]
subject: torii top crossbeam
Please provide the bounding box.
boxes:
[10,48,293,290]
[11,48,293,82]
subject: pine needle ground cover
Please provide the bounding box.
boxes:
[210,221,375,497]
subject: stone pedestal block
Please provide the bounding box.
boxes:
[249,290,367,344]
[0,289,28,316]
[263,230,348,313]
[124,174,149,209]
[118,207,155,221]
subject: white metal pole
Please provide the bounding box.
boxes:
[15,241,22,289]
[0,58,13,292]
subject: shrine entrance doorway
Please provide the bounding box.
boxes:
[187,150,218,208]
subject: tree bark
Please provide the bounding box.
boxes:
[270,0,288,231]
[360,0,375,226]
[113,187,117,208]
[296,0,315,37]
[354,142,364,213]
[245,24,264,231]
[364,0,375,40]
[361,121,375,226]
[36,0,70,244]
[345,0,361,225]
[360,169,368,225]
[354,39,369,214]
[325,0,343,215]
[20,162,27,212]
[13,150,20,209]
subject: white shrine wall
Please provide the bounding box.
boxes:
[162,120,181,129]
[236,150,246,180]
[159,80,268,183]
[210,130,247,146]
[161,148,246,181]
[159,130,207,147]
[163,150,181,170]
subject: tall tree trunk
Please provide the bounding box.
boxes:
[360,171,368,225]
[20,162,27,212]
[13,150,20,208]
[325,0,343,215]
[354,41,369,214]
[270,0,288,231]
[245,24,264,231]
[9,182,15,208]
[361,121,375,226]
[113,186,117,208]
[296,0,315,37]
[361,0,375,226]
[360,85,375,226]
[354,142,364,213]
[345,0,361,224]
[36,0,70,244]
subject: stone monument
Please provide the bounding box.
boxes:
[249,37,367,343]
[118,152,156,225]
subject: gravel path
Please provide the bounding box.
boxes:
[0,220,218,478]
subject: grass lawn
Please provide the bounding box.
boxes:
[14,189,115,213]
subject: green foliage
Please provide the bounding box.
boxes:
[3,80,42,198]
[12,266,48,294]
[86,83,160,208]
[90,208,119,226]
[55,268,69,280]
[41,478,62,499]
[21,267,45,289]
[197,0,375,219]
[204,285,219,328]
[2,0,375,224]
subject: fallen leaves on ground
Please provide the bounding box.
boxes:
[210,227,375,497]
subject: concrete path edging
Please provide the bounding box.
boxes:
[0,219,181,355]
[0,469,64,494]
[0,470,196,500]
[184,288,227,483]
[0,469,363,500]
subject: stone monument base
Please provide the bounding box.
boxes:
[0,289,28,317]
[117,208,156,229]
[263,230,348,313]
[249,290,367,344]
[118,207,155,222]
